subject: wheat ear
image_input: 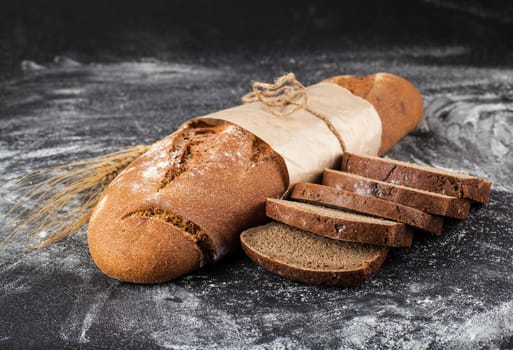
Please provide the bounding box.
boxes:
[1,145,150,250]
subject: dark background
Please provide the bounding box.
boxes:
[1,0,513,77]
[1,1,513,349]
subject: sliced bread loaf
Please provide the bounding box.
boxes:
[240,222,389,286]
[291,182,444,234]
[323,169,471,219]
[266,198,413,247]
[341,152,492,204]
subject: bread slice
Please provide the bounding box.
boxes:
[240,222,389,286]
[341,152,492,204]
[323,169,471,219]
[266,198,413,247]
[291,182,444,234]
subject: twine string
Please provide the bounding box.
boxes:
[241,73,346,153]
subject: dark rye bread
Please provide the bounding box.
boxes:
[87,73,425,284]
[240,222,389,287]
[88,121,289,283]
[324,73,424,155]
[323,169,471,219]
[266,198,413,247]
[341,152,492,204]
[291,182,444,234]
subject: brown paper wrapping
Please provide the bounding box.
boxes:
[191,82,382,186]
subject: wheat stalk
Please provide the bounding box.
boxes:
[1,144,150,250]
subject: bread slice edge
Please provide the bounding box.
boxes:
[240,222,389,287]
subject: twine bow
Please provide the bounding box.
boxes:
[241,73,346,153]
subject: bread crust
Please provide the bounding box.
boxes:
[88,121,288,283]
[88,214,203,283]
[325,73,424,155]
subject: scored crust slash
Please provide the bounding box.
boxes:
[5,72,488,286]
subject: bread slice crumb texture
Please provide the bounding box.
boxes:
[241,222,387,271]
[341,152,492,204]
[322,169,471,219]
[268,198,400,226]
[266,198,413,247]
[291,182,444,234]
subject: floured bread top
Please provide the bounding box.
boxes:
[89,120,288,277]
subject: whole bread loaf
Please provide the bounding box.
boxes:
[87,73,424,283]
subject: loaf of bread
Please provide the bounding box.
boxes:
[88,121,288,283]
[323,169,471,219]
[240,222,389,287]
[87,73,424,283]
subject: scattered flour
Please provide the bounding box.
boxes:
[22,144,84,159]
[142,165,163,181]
[1,56,512,350]
[59,288,113,344]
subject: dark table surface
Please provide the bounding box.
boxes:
[1,1,513,349]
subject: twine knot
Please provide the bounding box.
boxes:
[241,73,308,117]
[241,73,346,152]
